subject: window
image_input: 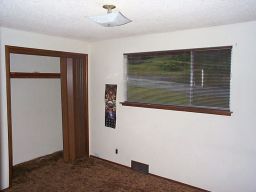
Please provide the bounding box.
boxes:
[122,46,232,115]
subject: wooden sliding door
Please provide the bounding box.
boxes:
[61,56,89,161]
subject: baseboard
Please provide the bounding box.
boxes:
[90,155,210,192]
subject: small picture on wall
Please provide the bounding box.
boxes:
[105,84,117,128]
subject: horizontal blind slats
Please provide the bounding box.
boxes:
[126,47,232,110]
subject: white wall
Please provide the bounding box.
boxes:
[10,54,60,73]
[10,54,62,165]
[0,27,90,190]
[90,21,256,192]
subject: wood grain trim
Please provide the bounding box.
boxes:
[72,56,89,158]
[5,46,13,187]
[73,58,80,158]
[83,55,89,157]
[90,155,209,192]
[124,46,232,56]
[6,45,86,57]
[60,58,70,162]
[74,58,85,158]
[10,72,60,78]
[121,101,232,116]
[67,58,76,161]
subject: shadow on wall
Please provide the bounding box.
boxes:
[0,62,6,189]
[0,57,2,188]
[0,98,3,189]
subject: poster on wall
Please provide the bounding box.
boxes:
[105,84,117,128]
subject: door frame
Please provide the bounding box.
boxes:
[5,45,89,186]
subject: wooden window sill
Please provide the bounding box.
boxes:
[120,101,232,116]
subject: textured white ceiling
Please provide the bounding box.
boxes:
[0,0,256,42]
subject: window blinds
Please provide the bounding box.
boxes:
[126,47,232,110]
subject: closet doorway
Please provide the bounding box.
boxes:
[5,46,89,186]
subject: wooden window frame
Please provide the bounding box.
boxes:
[121,102,232,116]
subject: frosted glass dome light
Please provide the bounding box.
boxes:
[88,5,132,27]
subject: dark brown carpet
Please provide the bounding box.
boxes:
[6,152,206,192]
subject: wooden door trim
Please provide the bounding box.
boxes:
[60,58,70,162]
[73,57,89,159]
[10,72,61,78]
[6,45,87,57]
[66,58,76,160]
[83,55,89,156]
[5,46,13,185]
[5,45,89,186]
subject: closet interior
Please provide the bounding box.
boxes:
[5,46,89,185]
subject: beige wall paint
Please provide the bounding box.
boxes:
[0,27,90,189]
[90,21,256,192]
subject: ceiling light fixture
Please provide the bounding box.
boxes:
[88,5,132,27]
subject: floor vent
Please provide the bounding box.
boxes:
[131,160,149,174]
